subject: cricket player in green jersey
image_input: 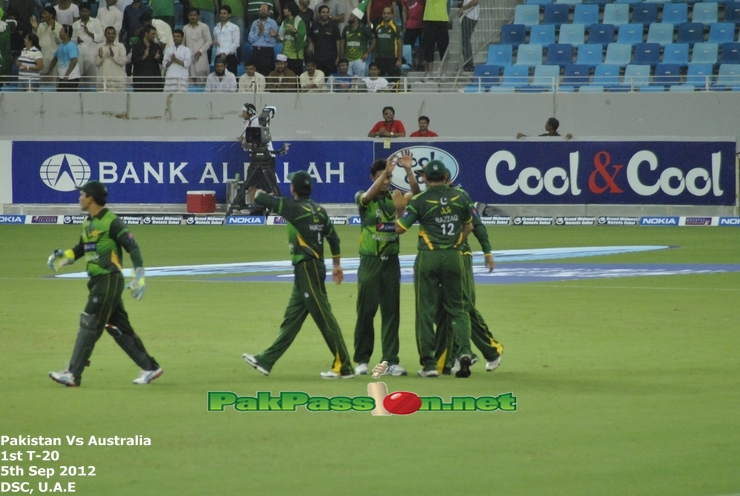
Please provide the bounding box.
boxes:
[393,160,475,378]
[435,198,503,375]
[48,181,162,387]
[353,150,419,377]
[243,171,355,379]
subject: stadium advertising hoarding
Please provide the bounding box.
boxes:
[10,140,737,206]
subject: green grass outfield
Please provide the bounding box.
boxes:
[1,225,739,496]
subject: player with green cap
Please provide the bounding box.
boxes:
[392,160,476,378]
[47,181,162,387]
[243,170,355,379]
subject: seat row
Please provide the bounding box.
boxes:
[488,42,740,67]
[463,63,740,91]
[514,2,740,27]
[503,22,739,47]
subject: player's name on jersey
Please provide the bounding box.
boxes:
[555,216,596,226]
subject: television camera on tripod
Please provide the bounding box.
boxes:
[228,104,290,215]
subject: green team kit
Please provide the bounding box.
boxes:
[244,187,354,378]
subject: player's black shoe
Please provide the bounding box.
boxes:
[455,355,472,378]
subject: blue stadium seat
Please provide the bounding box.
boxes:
[529,64,561,90]
[707,23,736,44]
[530,25,557,45]
[500,65,530,87]
[621,64,652,88]
[546,43,574,66]
[632,4,659,27]
[526,0,553,4]
[685,63,714,86]
[560,24,586,45]
[654,63,683,86]
[677,22,705,46]
[712,63,740,88]
[644,0,669,3]
[514,5,541,27]
[662,43,690,66]
[617,24,646,45]
[669,84,696,91]
[500,24,527,48]
[574,4,600,25]
[719,42,740,64]
[588,23,616,47]
[633,43,662,66]
[615,0,641,5]
[579,84,605,92]
[556,0,582,5]
[543,4,570,25]
[662,3,689,24]
[605,43,633,66]
[603,4,630,26]
[592,64,621,86]
[576,43,604,66]
[647,23,675,46]
[639,85,666,92]
[487,44,514,66]
[692,2,719,24]
[724,2,740,24]
[463,65,501,92]
[584,0,610,6]
[401,45,412,72]
[562,63,591,88]
[691,42,719,64]
[516,44,544,66]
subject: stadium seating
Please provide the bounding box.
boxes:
[579,84,605,92]
[592,64,621,86]
[463,65,501,92]
[543,4,571,25]
[685,63,714,86]
[574,4,600,25]
[556,0,583,5]
[560,24,586,45]
[529,64,561,90]
[603,4,630,26]
[692,2,719,24]
[677,22,705,45]
[669,84,697,91]
[605,42,633,66]
[499,65,530,88]
[487,45,513,66]
[516,44,544,66]
[663,3,689,25]
[632,4,659,26]
[724,3,740,24]
[514,4,541,27]
[617,24,645,45]
[633,43,662,66]
[589,23,616,46]
[576,44,604,66]
[562,64,592,89]
[546,43,575,66]
[718,42,740,64]
[647,23,675,46]
[530,25,557,45]
[500,24,527,48]
[662,43,690,66]
[654,63,683,87]
[621,64,651,88]
[707,23,736,44]
[712,63,740,89]
[691,42,719,64]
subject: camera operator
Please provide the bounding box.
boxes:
[233,103,290,210]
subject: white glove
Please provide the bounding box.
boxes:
[47,249,74,272]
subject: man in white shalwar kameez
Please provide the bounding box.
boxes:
[163,29,192,92]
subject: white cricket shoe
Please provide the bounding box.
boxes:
[383,364,408,376]
[355,363,369,375]
[133,368,163,385]
[320,371,355,379]
[242,353,270,376]
[486,356,502,372]
[49,370,79,387]
[417,369,439,378]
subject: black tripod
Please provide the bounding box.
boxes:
[227,145,282,215]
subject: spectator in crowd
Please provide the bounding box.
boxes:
[316,0,346,27]
[299,57,325,91]
[247,0,282,28]
[517,117,573,140]
[296,0,313,35]
[121,0,152,49]
[361,61,388,92]
[16,33,44,91]
[341,11,374,77]
[150,0,176,30]
[213,4,240,76]
[367,0,396,28]
[54,0,80,26]
[183,7,212,85]
[247,3,279,76]
[95,26,127,91]
[279,1,306,76]
[266,52,298,91]
[401,0,424,70]
[331,57,354,91]
[458,0,478,72]
[97,0,123,34]
[190,0,217,35]
[48,24,81,91]
[72,3,104,87]
[221,0,247,44]
[307,4,340,77]
[205,56,237,91]
[373,7,401,84]
[118,0,135,14]
[421,0,448,80]
[409,115,438,137]
[132,24,164,91]
[30,6,63,77]
[141,13,174,51]
[367,105,405,137]
[238,59,266,92]
[8,0,43,44]
[163,28,191,91]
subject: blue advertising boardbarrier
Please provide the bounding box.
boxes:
[11,139,737,205]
